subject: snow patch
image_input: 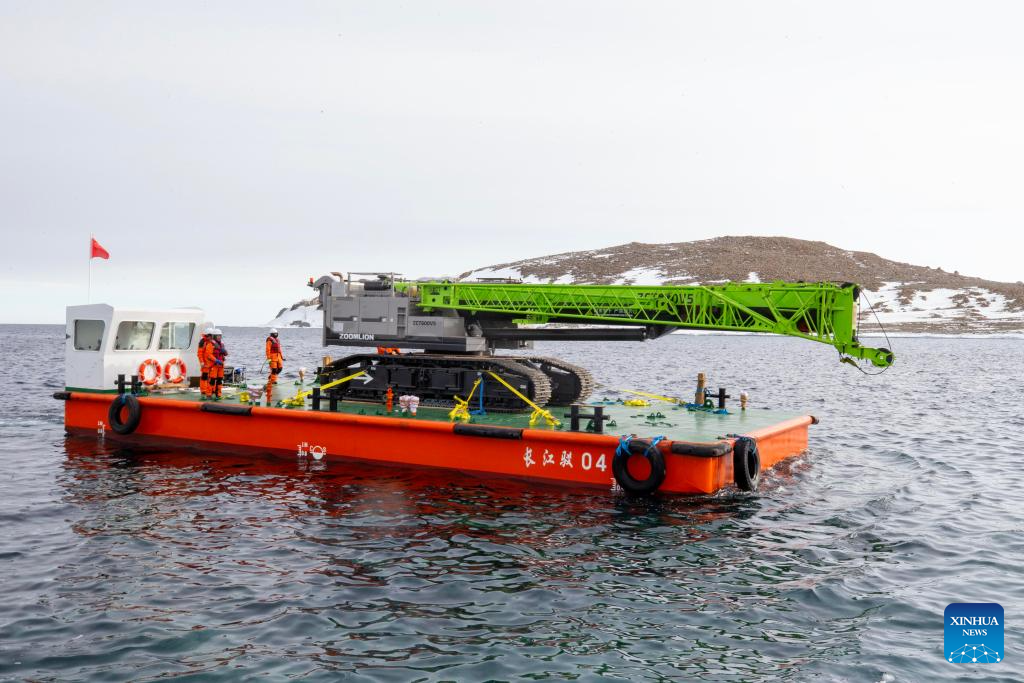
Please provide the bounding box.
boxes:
[464,267,588,284]
[464,266,525,281]
[861,283,1023,326]
[612,267,665,285]
[462,266,559,283]
[267,304,322,328]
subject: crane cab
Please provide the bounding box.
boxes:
[311,273,495,353]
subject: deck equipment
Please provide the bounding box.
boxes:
[311,274,893,411]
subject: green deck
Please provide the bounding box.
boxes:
[144,383,803,443]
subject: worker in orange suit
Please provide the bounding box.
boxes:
[196,325,213,398]
[204,328,228,400]
[266,328,284,386]
[264,328,284,402]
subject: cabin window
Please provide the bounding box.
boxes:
[159,322,195,350]
[113,321,155,351]
[73,319,105,351]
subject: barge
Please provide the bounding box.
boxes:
[59,385,814,495]
[58,276,893,495]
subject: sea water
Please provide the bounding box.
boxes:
[1,324,1022,681]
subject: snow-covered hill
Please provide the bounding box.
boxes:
[266,297,320,328]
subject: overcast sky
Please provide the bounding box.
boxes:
[1,1,1022,325]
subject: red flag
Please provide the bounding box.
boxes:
[90,237,109,260]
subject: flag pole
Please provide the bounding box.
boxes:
[88,234,92,304]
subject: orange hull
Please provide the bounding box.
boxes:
[62,392,812,495]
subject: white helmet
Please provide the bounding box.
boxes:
[269,328,278,334]
[203,324,215,333]
[211,328,223,335]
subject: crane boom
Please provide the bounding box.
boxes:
[407,280,892,367]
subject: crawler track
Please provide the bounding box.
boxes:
[319,353,554,412]
[317,354,594,411]
[522,356,595,405]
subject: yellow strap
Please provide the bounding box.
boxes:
[619,388,682,404]
[528,409,560,428]
[448,378,481,422]
[292,370,368,402]
[486,371,561,428]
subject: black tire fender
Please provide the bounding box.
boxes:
[108,395,142,435]
[612,437,667,495]
[732,436,761,491]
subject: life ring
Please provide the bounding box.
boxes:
[108,394,142,434]
[612,435,667,495]
[164,358,187,384]
[732,436,761,491]
[138,359,162,386]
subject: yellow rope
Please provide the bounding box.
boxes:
[486,371,561,428]
[282,370,368,406]
[619,388,682,405]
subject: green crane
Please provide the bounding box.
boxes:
[311,274,893,410]
[408,280,892,368]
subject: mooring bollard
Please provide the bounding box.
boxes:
[563,404,611,434]
[713,387,730,409]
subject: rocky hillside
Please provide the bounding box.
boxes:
[272,237,1024,334]
[270,296,320,328]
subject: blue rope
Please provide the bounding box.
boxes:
[644,435,665,458]
[615,434,633,460]
[616,434,666,461]
[470,375,487,416]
